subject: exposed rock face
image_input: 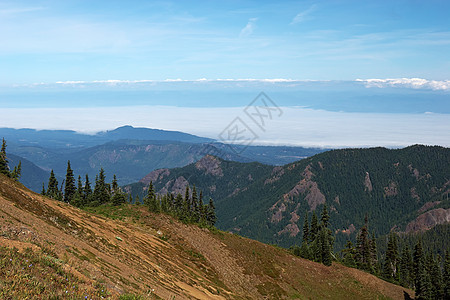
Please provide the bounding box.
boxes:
[160,176,189,195]
[195,155,223,177]
[405,208,450,233]
[334,195,340,205]
[384,181,398,197]
[271,203,286,223]
[417,201,441,213]
[410,187,420,202]
[264,166,285,185]
[278,223,300,237]
[364,172,373,192]
[140,168,170,185]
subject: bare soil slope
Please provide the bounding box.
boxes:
[0,174,413,299]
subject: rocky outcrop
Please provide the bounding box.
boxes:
[364,172,373,192]
[336,224,356,235]
[410,187,420,202]
[417,201,441,213]
[195,155,223,177]
[278,223,300,237]
[384,181,398,197]
[140,168,170,185]
[405,208,450,233]
[264,166,284,185]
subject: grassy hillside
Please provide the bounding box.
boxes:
[0,174,413,299]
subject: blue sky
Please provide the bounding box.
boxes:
[1,0,450,84]
[0,1,449,147]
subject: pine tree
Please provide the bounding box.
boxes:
[443,250,450,299]
[369,232,378,275]
[383,232,399,282]
[310,211,319,242]
[321,203,330,228]
[413,240,430,300]
[47,170,61,200]
[71,175,84,207]
[135,194,140,205]
[144,181,159,212]
[41,183,46,195]
[342,240,357,268]
[191,185,199,222]
[84,174,92,203]
[111,174,126,206]
[399,245,413,288]
[302,211,309,244]
[206,198,216,226]
[64,161,76,203]
[0,138,9,176]
[93,168,109,205]
[11,161,21,180]
[319,204,333,266]
[427,254,443,300]
[356,215,372,272]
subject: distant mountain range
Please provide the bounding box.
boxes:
[125,145,450,250]
[1,126,325,191]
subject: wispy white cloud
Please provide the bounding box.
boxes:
[291,5,317,25]
[356,78,450,91]
[239,18,257,38]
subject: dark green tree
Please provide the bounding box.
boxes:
[399,245,413,288]
[84,174,92,203]
[93,168,109,205]
[310,211,319,242]
[11,161,21,180]
[64,161,76,203]
[302,211,309,244]
[342,240,357,268]
[206,198,216,226]
[443,251,450,299]
[383,232,399,282]
[144,181,159,212]
[71,175,84,207]
[111,174,126,206]
[355,215,373,272]
[191,185,199,222]
[413,240,432,300]
[41,183,46,195]
[0,138,9,176]
[46,170,62,200]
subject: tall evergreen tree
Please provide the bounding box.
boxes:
[11,161,21,180]
[93,168,109,205]
[84,174,92,203]
[206,198,216,226]
[342,240,357,268]
[111,174,126,206]
[399,245,413,288]
[302,211,309,244]
[41,183,46,196]
[443,250,450,299]
[413,240,432,300]
[356,215,372,272]
[64,161,76,203]
[383,232,399,282]
[144,181,159,212]
[310,211,319,242]
[0,138,10,176]
[46,170,61,200]
[191,185,199,222]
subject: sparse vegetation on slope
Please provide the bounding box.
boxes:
[0,174,413,299]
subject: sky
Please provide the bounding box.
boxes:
[0,0,449,147]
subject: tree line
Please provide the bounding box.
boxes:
[0,138,21,181]
[290,206,449,299]
[41,160,216,227]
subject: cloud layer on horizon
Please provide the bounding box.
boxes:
[1,106,448,148]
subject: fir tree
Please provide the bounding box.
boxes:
[302,211,309,244]
[206,198,216,226]
[399,245,413,288]
[41,183,46,196]
[342,240,357,268]
[47,170,61,200]
[84,174,92,203]
[383,232,399,282]
[11,161,21,180]
[413,240,431,300]
[0,138,9,176]
[443,250,450,300]
[356,215,372,272]
[64,161,76,203]
[191,185,199,222]
[111,174,126,206]
[144,181,159,212]
[71,175,84,207]
[93,168,109,205]
[310,211,319,242]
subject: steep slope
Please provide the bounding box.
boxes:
[124,155,273,203]
[7,153,63,193]
[134,145,450,249]
[0,174,413,299]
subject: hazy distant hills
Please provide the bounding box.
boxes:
[127,145,450,250]
[1,126,325,191]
